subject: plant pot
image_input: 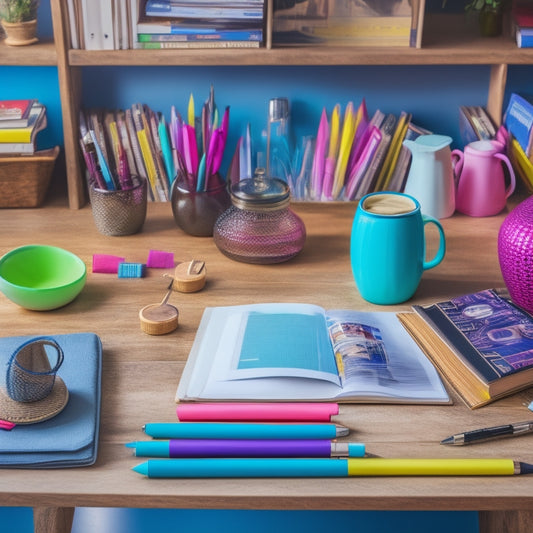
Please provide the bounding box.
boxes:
[478,6,503,37]
[1,19,38,46]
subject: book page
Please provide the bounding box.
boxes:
[326,309,449,401]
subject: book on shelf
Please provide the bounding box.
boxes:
[176,303,450,404]
[398,288,533,409]
[512,0,533,47]
[0,99,36,123]
[137,39,261,48]
[504,92,533,155]
[0,104,47,153]
[509,137,533,193]
[458,105,496,145]
[145,0,265,20]
[137,29,263,42]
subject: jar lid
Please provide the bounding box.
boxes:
[231,169,290,211]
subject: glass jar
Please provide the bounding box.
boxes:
[213,169,306,264]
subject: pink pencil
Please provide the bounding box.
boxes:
[176,403,339,422]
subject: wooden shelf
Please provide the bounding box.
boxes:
[66,14,533,67]
[0,38,56,66]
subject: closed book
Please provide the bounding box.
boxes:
[136,40,261,48]
[0,104,46,144]
[145,0,264,20]
[176,303,449,404]
[137,29,262,41]
[516,26,533,47]
[0,99,34,121]
[504,92,533,153]
[398,288,533,409]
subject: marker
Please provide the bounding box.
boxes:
[176,403,339,422]
[126,439,365,458]
[441,420,533,445]
[142,423,349,440]
[132,458,533,478]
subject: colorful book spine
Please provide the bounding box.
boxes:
[137,30,263,42]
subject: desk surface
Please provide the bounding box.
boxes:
[1,201,533,529]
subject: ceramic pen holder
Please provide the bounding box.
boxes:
[170,171,231,237]
[89,177,147,236]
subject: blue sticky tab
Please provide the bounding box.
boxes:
[118,263,146,278]
[529,401,533,412]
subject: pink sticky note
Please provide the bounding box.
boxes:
[92,254,125,274]
[146,250,174,269]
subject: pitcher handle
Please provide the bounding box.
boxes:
[495,152,516,199]
[450,149,464,186]
[422,215,446,271]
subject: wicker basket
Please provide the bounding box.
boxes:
[0,146,59,208]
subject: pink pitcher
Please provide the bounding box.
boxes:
[452,140,515,217]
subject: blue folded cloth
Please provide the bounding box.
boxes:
[0,332,102,468]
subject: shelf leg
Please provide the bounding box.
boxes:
[479,510,533,533]
[33,506,74,533]
[486,63,507,126]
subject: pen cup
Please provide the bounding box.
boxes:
[89,177,147,237]
[170,171,231,237]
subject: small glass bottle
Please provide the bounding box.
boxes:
[266,97,293,185]
[213,168,306,264]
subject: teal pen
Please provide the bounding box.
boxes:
[142,422,349,440]
[132,458,533,479]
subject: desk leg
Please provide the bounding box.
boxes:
[479,510,533,532]
[33,507,75,533]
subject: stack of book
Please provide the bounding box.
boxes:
[66,0,265,50]
[513,1,533,48]
[0,99,47,155]
[138,0,265,48]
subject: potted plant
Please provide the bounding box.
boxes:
[0,0,39,46]
[465,0,505,37]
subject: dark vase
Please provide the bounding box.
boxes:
[479,5,503,37]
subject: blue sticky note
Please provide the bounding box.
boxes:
[118,263,146,278]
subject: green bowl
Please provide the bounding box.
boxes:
[0,245,87,311]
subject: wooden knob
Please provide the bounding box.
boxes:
[172,260,206,293]
[139,303,179,335]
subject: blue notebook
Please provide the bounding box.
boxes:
[0,332,102,468]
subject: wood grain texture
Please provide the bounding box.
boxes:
[0,201,532,533]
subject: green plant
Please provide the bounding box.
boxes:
[465,0,503,11]
[0,0,39,23]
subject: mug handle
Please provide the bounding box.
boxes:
[495,152,516,199]
[422,215,446,271]
[450,149,464,186]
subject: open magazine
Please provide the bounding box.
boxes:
[176,303,450,404]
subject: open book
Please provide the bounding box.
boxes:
[176,303,450,404]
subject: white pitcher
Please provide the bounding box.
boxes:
[403,134,455,219]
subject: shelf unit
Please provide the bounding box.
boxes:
[11,1,533,208]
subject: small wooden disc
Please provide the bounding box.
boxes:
[172,260,206,293]
[139,303,179,335]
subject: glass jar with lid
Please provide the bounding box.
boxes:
[213,168,306,264]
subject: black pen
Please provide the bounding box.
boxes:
[441,421,533,445]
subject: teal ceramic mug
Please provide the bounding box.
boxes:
[350,191,446,305]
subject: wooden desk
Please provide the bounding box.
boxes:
[1,201,532,533]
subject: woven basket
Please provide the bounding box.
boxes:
[0,146,59,208]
